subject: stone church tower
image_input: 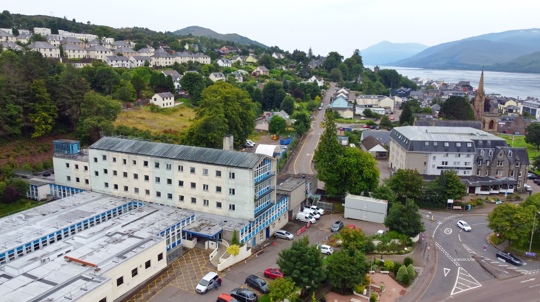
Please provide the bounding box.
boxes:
[473,70,485,121]
[472,70,499,133]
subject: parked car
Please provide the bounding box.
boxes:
[217,293,238,302]
[524,183,533,192]
[528,172,538,179]
[231,288,258,302]
[264,268,283,279]
[302,208,320,219]
[274,230,293,240]
[331,220,344,232]
[363,125,370,128]
[307,205,325,215]
[319,244,334,255]
[360,117,366,120]
[245,275,268,294]
[196,272,221,294]
[496,251,523,266]
[375,230,386,236]
[296,212,316,223]
[534,178,540,185]
[244,140,255,148]
[457,220,472,232]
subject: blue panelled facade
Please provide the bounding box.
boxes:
[0,201,143,265]
[49,184,84,199]
[159,214,196,251]
[240,196,288,245]
[254,159,275,216]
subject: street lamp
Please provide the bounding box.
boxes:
[529,211,540,253]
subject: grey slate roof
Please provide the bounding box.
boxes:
[89,137,269,169]
[162,70,182,80]
[361,136,383,150]
[29,41,56,49]
[1,41,22,50]
[62,44,86,51]
[105,56,129,61]
[414,118,482,129]
[156,92,174,98]
[87,45,111,52]
[360,131,391,145]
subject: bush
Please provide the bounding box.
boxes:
[404,257,414,266]
[384,260,395,272]
[227,244,240,256]
[370,293,377,302]
[407,264,416,279]
[396,265,410,285]
[354,284,365,294]
[393,262,403,276]
[232,230,239,245]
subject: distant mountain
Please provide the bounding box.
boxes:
[173,26,267,48]
[361,41,428,65]
[391,29,540,73]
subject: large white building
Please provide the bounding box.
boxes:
[52,137,288,246]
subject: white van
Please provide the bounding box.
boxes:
[296,212,316,223]
[195,271,220,294]
[302,208,320,219]
[307,205,325,215]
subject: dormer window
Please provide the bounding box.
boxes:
[508,150,513,157]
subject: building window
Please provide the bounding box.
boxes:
[178,165,183,172]
[511,170,515,177]
[179,195,184,202]
[156,191,161,197]
[145,260,151,269]
[191,197,196,204]
[123,159,127,165]
[423,162,426,166]
[124,186,128,192]
[94,157,98,163]
[167,193,173,199]
[85,179,89,184]
[467,143,472,147]
[203,168,208,176]
[166,163,172,170]
[134,173,138,180]
[167,179,172,185]
[216,170,222,177]
[432,156,436,160]
[516,162,520,168]
[453,161,459,165]
[117,276,124,286]
[67,176,71,181]
[76,177,80,183]
[425,142,429,146]
[216,186,222,193]
[229,204,236,211]
[433,142,438,146]
[155,162,160,169]
[144,161,148,167]
[113,170,117,176]
[203,199,209,206]
[229,172,235,179]
[103,169,108,175]
[456,143,461,147]
[456,154,461,157]
[476,170,480,176]
[132,268,138,277]
[123,172,128,178]
[158,253,163,261]
[133,160,137,165]
[102,155,107,161]
[145,189,150,195]
[229,188,236,195]
[444,142,449,147]
[134,187,139,194]
[190,167,195,174]
[105,182,109,188]
[203,184,209,191]
[144,175,149,181]
[442,161,448,166]
[155,177,160,183]
[216,202,222,208]
[191,182,196,189]
[114,184,118,190]
[66,163,70,168]
[178,180,184,187]
[84,166,88,171]
[443,153,448,157]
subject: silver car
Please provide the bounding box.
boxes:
[457,220,471,231]
[274,230,294,240]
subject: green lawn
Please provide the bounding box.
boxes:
[498,134,539,162]
[0,199,43,218]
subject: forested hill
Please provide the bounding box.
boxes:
[173,26,268,48]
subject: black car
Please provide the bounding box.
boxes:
[231,288,258,302]
[528,172,538,180]
[534,178,540,185]
[245,274,268,294]
[496,251,523,266]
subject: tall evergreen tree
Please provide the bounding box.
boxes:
[314,111,345,197]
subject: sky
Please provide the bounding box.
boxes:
[3,0,540,57]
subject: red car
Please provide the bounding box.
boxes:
[363,124,370,128]
[264,268,283,279]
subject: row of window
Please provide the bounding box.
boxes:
[65,162,89,171]
[103,182,235,195]
[91,155,235,179]
[115,253,164,288]
[425,142,473,148]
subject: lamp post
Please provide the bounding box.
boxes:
[529,211,540,253]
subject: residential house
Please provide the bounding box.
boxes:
[229,71,244,83]
[33,27,52,35]
[162,70,183,93]
[174,52,211,64]
[111,40,131,50]
[360,131,391,147]
[129,56,152,68]
[62,44,88,59]
[308,59,324,69]
[0,30,16,42]
[390,87,412,98]
[231,56,246,65]
[65,58,93,68]
[328,96,354,118]
[102,37,115,44]
[307,76,324,87]
[151,92,175,108]
[0,28,13,34]
[28,41,60,58]
[104,56,130,68]
[57,30,98,41]
[15,33,31,44]
[1,41,22,51]
[137,47,155,56]
[272,52,285,59]
[245,54,258,64]
[152,48,175,67]
[497,98,518,114]
[61,36,85,48]
[86,39,101,47]
[520,99,540,119]
[473,146,528,194]
[116,47,138,57]
[87,45,113,60]
[361,136,388,159]
[47,34,63,47]
[252,66,269,77]
[217,58,232,67]
[356,95,395,113]
[209,72,226,82]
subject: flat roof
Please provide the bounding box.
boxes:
[277,176,306,192]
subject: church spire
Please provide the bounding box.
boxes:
[472,69,485,121]
[477,67,485,96]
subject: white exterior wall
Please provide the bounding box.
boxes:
[88,150,258,220]
[79,239,167,302]
[53,157,92,190]
[388,140,407,171]
[65,49,88,59]
[378,97,395,109]
[427,152,475,176]
[151,95,174,108]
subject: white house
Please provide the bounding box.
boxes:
[62,44,88,59]
[1,41,22,51]
[162,70,183,92]
[87,45,113,60]
[33,27,52,35]
[129,56,152,68]
[28,41,60,58]
[307,75,324,87]
[0,30,15,42]
[209,72,226,82]
[151,92,175,108]
[152,49,175,67]
[104,56,130,68]
[217,58,232,67]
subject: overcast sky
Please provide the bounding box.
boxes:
[4,0,540,56]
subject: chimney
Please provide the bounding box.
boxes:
[223,134,234,151]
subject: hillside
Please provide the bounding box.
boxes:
[361,41,428,65]
[173,26,268,48]
[491,51,540,73]
[392,28,540,73]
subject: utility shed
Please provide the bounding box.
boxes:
[344,194,388,223]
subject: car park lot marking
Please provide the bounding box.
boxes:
[451,267,482,296]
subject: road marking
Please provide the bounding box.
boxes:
[444,268,451,277]
[450,267,482,295]
[435,242,459,267]
[462,244,476,254]
[458,234,461,242]
[444,228,453,235]
[529,284,540,288]
[521,278,536,283]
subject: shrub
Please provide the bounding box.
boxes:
[227,244,240,256]
[231,230,239,245]
[384,260,395,272]
[354,284,365,294]
[404,257,414,266]
[370,293,377,302]
[396,265,409,285]
[407,264,416,279]
[393,262,403,275]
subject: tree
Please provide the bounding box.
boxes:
[179,72,206,105]
[261,81,286,111]
[399,102,414,125]
[76,91,122,144]
[292,112,311,136]
[377,69,400,89]
[337,148,379,195]
[371,184,398,206]
[327,247,369,294]
[313,111,345,197]
[384,199,425,237]
[407,264,416,279]
[268,277,300,302]
[439,96,474,120]
[276,237,326,293]
[487,203,534,246]
[323,51,344,72]
[280,95,295,115]
[396,265,410,285]
[92,66,120,95]
[269,115,287,135]
[330,68,343,82]
[2,185,20,203]
[258,54,275,70]
[385,169,424,203]
[28,79,58,138]
[114,81,136,102]
[338,228,374,253]
[53,65,90,129]
[525,123,540,150]
[379,115,392,127]
[435,170,466,200]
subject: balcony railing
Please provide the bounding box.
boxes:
[255,186,275,200]
[254,172,275,185]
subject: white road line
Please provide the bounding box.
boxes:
[458,234,461,242]
[529,284,540,288]
[451,267,482,295]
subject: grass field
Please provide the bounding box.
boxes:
[113,105,196,134]
[498,134,539,161]
[0,199,43,218]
